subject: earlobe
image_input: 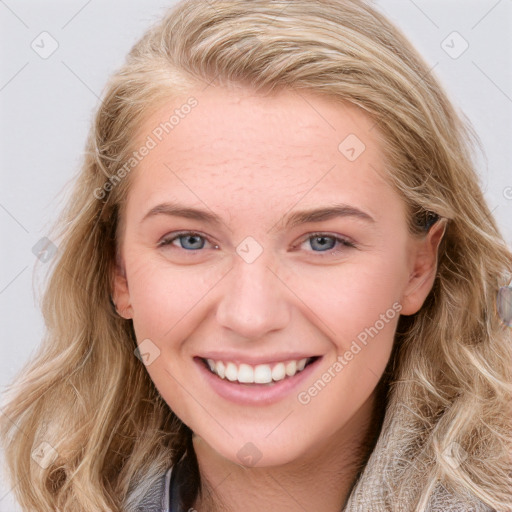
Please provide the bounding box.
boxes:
[111,257,134,319]
[400,219,447,316]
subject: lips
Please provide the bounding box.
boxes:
[200,356,319,384]
[195,354,323,405]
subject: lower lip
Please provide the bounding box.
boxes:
[195,357,322,405]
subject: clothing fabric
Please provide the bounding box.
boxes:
[137,460,495,512]
[137,456,184,512]
[136,436,497,512]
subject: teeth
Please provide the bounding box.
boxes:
[238,364,254,383]
[271,363,286,381]
[216,361,225,379]
[254,364,272,384]
[225,362,238,382]
[285,360,297,376]
[205,357,311,384]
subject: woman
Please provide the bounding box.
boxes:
[1,0,511,511]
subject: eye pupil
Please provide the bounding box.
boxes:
[310,235,336,251]
[180,234,205,250]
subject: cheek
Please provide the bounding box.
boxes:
[282,251,408,346]
[125,253,220,340]
[291,260,402,439]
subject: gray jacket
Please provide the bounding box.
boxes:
[136,464,495,512]
[137,467,173,512]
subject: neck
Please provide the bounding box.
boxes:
[191,389,385,512]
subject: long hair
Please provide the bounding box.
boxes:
[1,1,511,510]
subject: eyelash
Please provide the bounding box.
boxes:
[158,231,357,257]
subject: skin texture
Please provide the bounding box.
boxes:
[113,84,446,511]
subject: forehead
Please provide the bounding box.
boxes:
[126,85,402,225]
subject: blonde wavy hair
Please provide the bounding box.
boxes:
[1,0,511,510]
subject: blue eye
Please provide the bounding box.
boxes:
[300,233,356,256]
[158,231,356,257]
[159,231,213,251]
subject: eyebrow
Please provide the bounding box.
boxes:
[141,202,376,230]
[280,204,375,230]
[141,202,224,226]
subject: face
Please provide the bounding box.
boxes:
[113,85,444,467]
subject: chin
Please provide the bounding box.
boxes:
[197,428,313,469]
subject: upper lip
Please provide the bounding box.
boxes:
[196,352,321,366]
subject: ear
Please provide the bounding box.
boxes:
[400,219,447,316]
[112,252,134,319]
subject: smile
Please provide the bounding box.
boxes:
[202,357,318,384]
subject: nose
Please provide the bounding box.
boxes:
[215,253,291,340]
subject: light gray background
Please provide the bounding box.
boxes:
[1,1,511,510]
